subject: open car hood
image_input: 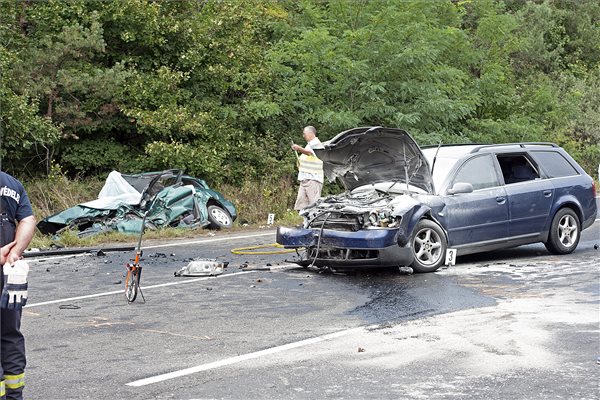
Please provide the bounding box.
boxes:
[314,127,433,193]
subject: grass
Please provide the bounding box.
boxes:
[25,174,304,250]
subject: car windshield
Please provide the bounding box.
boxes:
[428,158,458,192]
[422,146,478,194]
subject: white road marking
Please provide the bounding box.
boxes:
[27,231,276,263]
[143,231,275,250]
[24,264,297,309]
[28,253,88,263]
[126,324,377,387]
[24,230,295,308]
[24,270,255,308]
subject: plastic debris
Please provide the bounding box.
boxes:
[174,260,228,277]
[59,304,81,310]
[398,266,414,275]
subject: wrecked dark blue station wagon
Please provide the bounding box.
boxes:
[277,127,597,273]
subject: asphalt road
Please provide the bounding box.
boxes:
[21,219,599,400]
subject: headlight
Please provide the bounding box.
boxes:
[368,212,379,226]
[366,211,388,227]
[365,210,398,228]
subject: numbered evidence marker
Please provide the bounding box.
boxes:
[445,248,457,266]
[267,213,275,225]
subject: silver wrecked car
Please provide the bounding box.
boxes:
[276,126,597,272]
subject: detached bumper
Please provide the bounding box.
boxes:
[276,226,413,267]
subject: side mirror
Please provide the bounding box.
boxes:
[447,182,474,195]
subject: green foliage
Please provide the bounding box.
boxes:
[139,140,223,182]
[0,0,598,182]
[60,139,135,174]
[0,41,61,174]
[267,1,478,145]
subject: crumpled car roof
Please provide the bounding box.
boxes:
[37,169,235,237]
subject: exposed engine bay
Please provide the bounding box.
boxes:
[300,183,424,232]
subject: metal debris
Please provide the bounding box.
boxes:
[174,260,227,277]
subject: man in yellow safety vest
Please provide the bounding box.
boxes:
[291,126,325,211]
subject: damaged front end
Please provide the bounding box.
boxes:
[278,126,440,269]
[277,188,425,267]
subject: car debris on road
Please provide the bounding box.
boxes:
[174,260,228,277]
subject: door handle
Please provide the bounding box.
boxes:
[543,190,552,197]
[496,196,506,204]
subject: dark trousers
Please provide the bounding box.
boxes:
[0,306,25,400]
[0,221,25,400]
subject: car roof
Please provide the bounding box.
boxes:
[421,142,559,157]
[421,145,480,159]
[421,142,563,194]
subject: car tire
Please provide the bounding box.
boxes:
[207,205,233,229]
[409,219,447,273]
[544,208,580,255]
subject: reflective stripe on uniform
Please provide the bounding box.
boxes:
[298,154,323,177]
[1,379,5,397]
[4,373,24,389]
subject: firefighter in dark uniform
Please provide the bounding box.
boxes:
[0,171,36,400]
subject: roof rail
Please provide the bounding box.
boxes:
[420,143,485,150]
[469,142,558,153]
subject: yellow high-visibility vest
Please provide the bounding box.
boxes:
[298,153,324,179]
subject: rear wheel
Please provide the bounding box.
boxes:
[409,219,447,273]
[544,208,580,254]
[125,265,139,302]
[207,205,233,229]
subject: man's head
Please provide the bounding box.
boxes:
[302,126,317,142]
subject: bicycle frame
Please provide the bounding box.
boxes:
[125,211,147,303]
[124,169,183,303]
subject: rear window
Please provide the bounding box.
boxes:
[531,151,579,178]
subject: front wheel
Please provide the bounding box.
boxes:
[544,208,580,255]
[409,219,447,273]
[207,205,233,229]
[125,265,140,302]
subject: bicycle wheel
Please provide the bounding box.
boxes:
[125,265,139,303]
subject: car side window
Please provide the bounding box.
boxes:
[496,154,540,184]
[530,151,579,178]
[451,154,500,190]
